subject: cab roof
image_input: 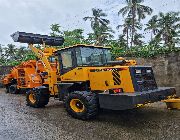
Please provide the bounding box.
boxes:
[57,44,111,51]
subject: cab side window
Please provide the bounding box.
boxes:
[61,51,73,68]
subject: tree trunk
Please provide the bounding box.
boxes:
[131,6,136,48]
[151,31,153,41]
[131,29,134,48]
[127,29,129,49]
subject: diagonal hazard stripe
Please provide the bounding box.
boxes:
[113,77,121,85]
[113,71,120,78]
[112,72,121,85]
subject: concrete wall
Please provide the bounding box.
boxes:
[0,66,13,87]
[127,51,180,96]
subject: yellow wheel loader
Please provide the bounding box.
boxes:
[10,31,176,120]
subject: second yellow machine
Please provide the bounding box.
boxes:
[10,31,176,120]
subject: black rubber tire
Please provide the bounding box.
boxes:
[5,85,10,93]
[26,88,50,108]
[0,83,4,88]
[64,91,99,120]
[9,84,19,94]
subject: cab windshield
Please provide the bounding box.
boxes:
[76,47,112,66]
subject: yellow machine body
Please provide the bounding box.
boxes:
[60,66,134,92]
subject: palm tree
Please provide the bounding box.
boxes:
[97,25,114,45]
[83,8,110,29]
[117,18,142,48]
[117,18,132,48]
[83,8,112,45]
[86,25,114,46]
[118,0,153,47]
[5,44,16,59]
[117,35,128,49]
[154,12,180,48]
[133,33,144,46]
[144,15,159,41]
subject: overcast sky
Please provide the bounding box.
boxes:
[0,0,179,46]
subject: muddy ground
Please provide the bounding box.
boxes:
[0,88,179,140]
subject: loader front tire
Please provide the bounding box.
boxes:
[26,88,50,108]
[64,91,98,120]
[5,85,10,93]
[9,84,19,94]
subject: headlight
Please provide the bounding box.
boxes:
[135,69,141,74]
[146,69,151,73]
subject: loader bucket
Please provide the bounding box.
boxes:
[163,98,180,109]
[11,31,64,46]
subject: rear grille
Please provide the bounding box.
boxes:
[130,66,157,92]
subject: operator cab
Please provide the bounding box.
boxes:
[56,45,112,74]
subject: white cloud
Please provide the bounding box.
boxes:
[0,0,98,45]
[0,0,179,46]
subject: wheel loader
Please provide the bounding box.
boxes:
[6,31,176,120]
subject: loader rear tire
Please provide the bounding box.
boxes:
[9,84,19,94]
[26,88,50,108]
[64,91,99,120]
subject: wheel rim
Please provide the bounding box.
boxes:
[70,99,85,113]
[29,92,36,104]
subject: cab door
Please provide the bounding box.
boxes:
[58,49,77,75]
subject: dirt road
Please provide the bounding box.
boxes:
[0,88,179,140]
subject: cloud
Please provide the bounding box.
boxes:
[0,0,98,45]
[0,0,179,46]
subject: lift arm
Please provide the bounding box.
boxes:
[28,44,58,94]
